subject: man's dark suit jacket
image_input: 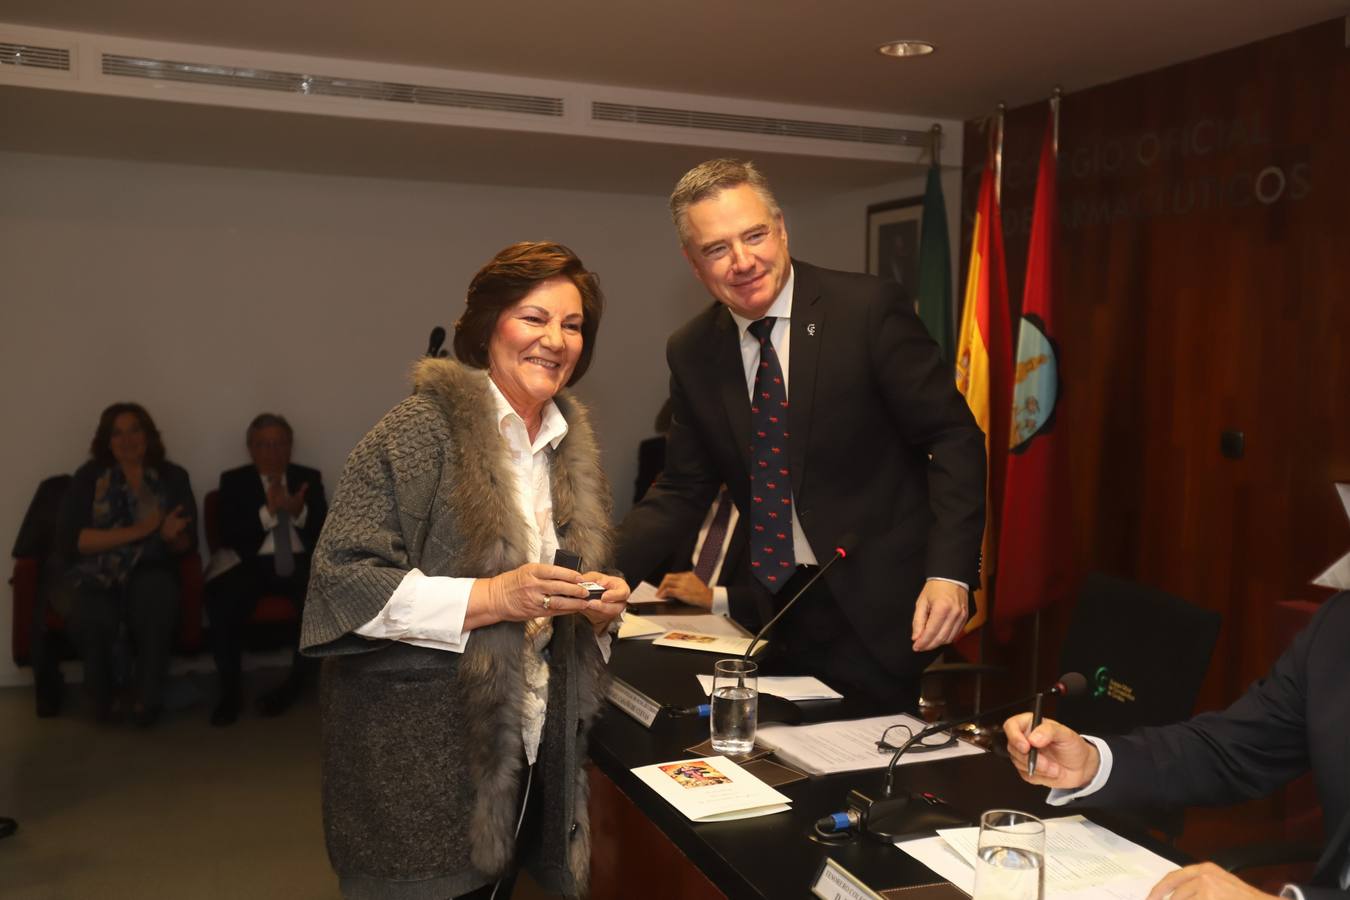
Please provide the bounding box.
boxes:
[1085,592,1350,898]
[618,260,986,677]
[217,464,327,560]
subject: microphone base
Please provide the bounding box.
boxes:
[847,788,970,842]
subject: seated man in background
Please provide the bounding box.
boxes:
[205,414,326,726]
[1004,591,1349,900]
[649,486,774,633]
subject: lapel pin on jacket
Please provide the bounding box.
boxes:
[807,323,817,336]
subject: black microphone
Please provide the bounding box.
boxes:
[427,325,447,358]
[818,673,1087,842]
[742,533,855,662]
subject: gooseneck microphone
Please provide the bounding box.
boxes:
[815,672,1087,842]
[742,533,856,662]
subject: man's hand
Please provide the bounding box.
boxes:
[579,572,630,634]
[911,580,968,650]
[655,571,713,609]
[285,482,309,518]
[265,478,288,514]
[1003,713,1100,789]
[1144,863,1277,900]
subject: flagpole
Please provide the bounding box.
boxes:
[1026,89,1063,695]
[994,103,1006,208]
[975,101,1006,729]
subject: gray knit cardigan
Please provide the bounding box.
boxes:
[301,358,614,900]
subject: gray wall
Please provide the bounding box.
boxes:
[0,149,956,686]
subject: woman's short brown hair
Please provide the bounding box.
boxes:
[453,241,604,386]
[90,402,167,467]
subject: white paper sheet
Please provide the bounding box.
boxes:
[899,815,1180,899]
[635,613,750,638]
[695,674,843,701]
[1313,483,1350,589]
[617,615,665,640]
[630,755,791,822]
[756,713,984,775]
[627,580,667,604]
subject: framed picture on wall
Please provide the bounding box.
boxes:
[865,197,924,300]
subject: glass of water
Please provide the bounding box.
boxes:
[709,658,758,755]
[973,809,1045,900]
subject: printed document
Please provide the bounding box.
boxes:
[897,814,1179,899]
[695,674,843,701]
[631,755,791,822]
[756,713,984,775]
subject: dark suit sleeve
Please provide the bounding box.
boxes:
[1089,606,1320,812]
[615,363,723,587]
[218,469,265,559]
[867,284,986,585]
[55,463,98,563]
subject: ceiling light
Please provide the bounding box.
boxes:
[877,40,935,58]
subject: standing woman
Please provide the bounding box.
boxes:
[57,403,196,726]
[302,241,629,900]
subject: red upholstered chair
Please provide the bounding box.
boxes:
[11,473,204,669]
[202,490,299,629]
[10,554,204,666]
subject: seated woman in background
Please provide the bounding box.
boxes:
[302,241,629,900]
[57,402,196,727]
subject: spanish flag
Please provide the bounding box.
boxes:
[955,136,1013,632]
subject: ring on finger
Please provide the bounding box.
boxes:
[541,595,552,610]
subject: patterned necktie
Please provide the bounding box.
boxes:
[747,317,795,593]
[272,477,295,578]
[693,488,734,585]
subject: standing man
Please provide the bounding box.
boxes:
[618,159,986,710]
[206,413,327,726]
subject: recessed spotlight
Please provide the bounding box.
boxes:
[877,40,935,58]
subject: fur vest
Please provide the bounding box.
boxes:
[302,359,614,899]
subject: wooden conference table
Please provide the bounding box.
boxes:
[585,621,1184,899]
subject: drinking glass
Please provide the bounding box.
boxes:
[709,658,758,755]
[972,809,1045,900]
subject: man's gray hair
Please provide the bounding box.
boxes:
[669,158,782,245]
[246,412,293,445]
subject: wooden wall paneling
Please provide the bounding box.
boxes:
[960,18,1350,716]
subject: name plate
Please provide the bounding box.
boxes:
[607,677,662,728]
[812,858,885,900]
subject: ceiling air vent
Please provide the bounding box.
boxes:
[1,42,72,72]
[101,53,564,117]
[592,101,924,148]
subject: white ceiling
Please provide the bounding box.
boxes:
[2,0,1344,116]
[1,1,1344,191]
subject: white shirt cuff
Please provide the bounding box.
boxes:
[353,568,475,652]
[259,502,307,530]
[1046,736,1114,805]
[710,586,730,616]
[927,576,970,591]
[1279,885,1305,900]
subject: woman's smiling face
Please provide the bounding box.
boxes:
[486,276,584,419]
